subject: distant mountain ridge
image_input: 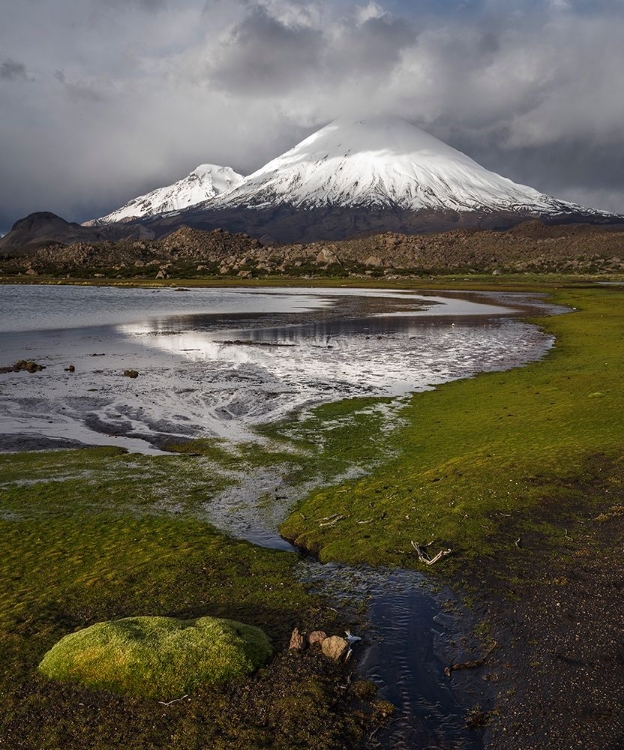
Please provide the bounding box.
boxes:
[87,164,244,225]
[0,212,154,256]
[139,116,621,242]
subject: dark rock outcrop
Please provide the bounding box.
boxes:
[2,220,624,277]
[0,212,154,256]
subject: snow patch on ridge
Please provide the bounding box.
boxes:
[89,164,244,225]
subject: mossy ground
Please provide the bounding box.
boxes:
[0,448,369,749]
[279,285,624,576]
[39,615,272,698]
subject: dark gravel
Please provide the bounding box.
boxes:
[481,506,624,749]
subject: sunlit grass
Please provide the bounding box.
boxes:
[280,286,624,572]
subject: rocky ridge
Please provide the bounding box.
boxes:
[0,212,154,256]
[2,222,624,279]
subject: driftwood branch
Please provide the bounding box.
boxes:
[411,540,452,565]
[158,694,189,706]
[319,514,348,528]
[444,643,497,678]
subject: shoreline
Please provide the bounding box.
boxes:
[0,286,551,457]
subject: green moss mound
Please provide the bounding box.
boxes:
[38,615,272,699]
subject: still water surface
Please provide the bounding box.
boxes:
[0,284,550,453]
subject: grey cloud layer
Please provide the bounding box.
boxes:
[0,0,622,232]
[1,59,29,81]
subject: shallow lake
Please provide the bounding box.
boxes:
[0,284,554,453]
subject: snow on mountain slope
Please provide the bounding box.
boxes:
[212,116,583,216]
[90,164,244,225]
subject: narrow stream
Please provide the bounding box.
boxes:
[300,563,488,749]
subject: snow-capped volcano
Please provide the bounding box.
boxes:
[89,164,244,225]
[211,116,576,215]
[97,116,619,243]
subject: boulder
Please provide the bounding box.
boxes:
[321,635,349,660]
[316,248,340,265]
[38,615,272,699]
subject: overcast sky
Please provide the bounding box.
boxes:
[1,0,623,233]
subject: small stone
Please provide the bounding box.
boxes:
[289,628,305,651]
[321,636,349,660]
[123,370,139,379]
[65,365,75,373]
[308,630,328,647]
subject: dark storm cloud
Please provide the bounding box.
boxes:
[1,0,623,234]
[325,14,417,78]
[210,5,322,94]
[434,127,624,214]
[209,5,417,94]
[0,58,28,81]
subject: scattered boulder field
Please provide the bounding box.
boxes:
[1,221,624,279]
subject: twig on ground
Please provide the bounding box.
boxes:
[320,514,348,528]
[158,694,189,706]
[410,540,452,565]
[444,643,497,678]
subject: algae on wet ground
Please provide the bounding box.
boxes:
[168,395,401,483]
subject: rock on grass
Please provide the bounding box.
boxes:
[38,615,272,699]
